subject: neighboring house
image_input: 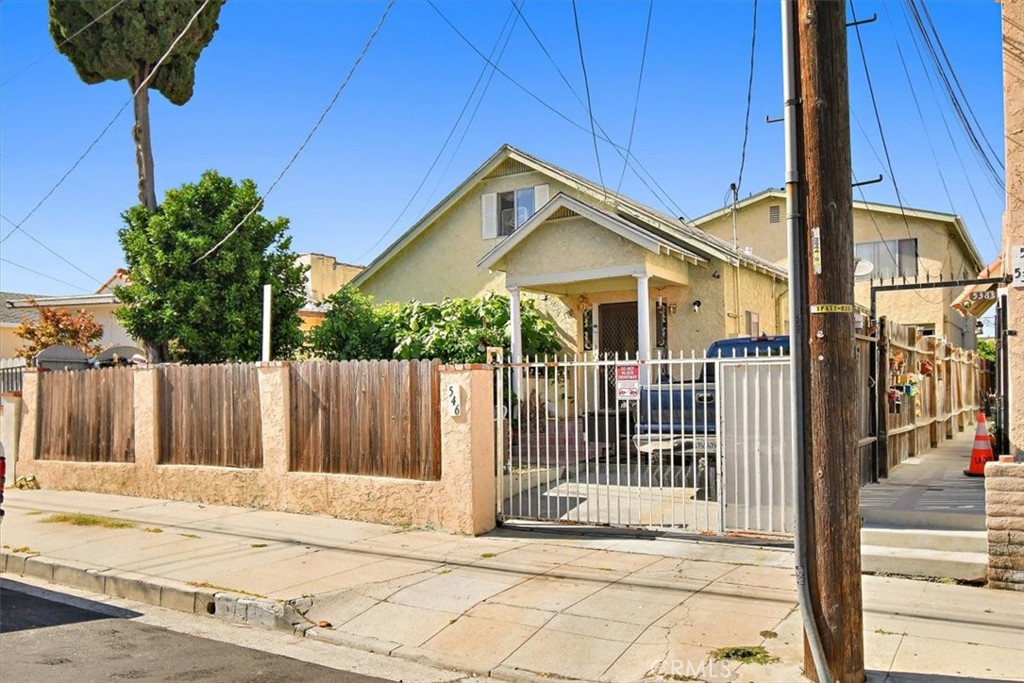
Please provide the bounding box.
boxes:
[0,291,42,359]
[3,270,139,359]
[295,253,363,330]
[354,145,789,360]
[694,189,986,349]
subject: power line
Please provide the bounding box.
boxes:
[356,4,520,262]
[0,0,130,88]
[850,0,917,245]
[570,0,606,196]
[905,0,1004,194]
[1,0,215,253]
[196,0,395,264]
[419,4,521,213]
[615,1,654,196]
[497,0,693,222]
[735,0,759,195]
[0,258,91,293]
[897,1,1001,255]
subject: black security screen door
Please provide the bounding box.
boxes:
[598,302,638,357]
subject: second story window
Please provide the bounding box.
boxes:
[855,238,917,280]
[499,188,535,236]
[481,184,549,239]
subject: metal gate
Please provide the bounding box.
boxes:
[495,352,793,536]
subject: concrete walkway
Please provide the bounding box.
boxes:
[861,429,987,531]
[2,489,1021,682]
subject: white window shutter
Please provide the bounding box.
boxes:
[534,184,549,209]
[481,192,497,239]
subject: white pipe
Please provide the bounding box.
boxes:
[262,284,272,363]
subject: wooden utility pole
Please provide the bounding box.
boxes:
[784,1,865,681]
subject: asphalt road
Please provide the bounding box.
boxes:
[0,582,393,683]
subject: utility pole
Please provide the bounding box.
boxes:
[783,1,865,682]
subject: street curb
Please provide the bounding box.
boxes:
[2,550,633,683]
[0,551,311,634]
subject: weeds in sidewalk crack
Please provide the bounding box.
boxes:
[708,645,779,665]
[187,582,266,598]
[144,527,163,533]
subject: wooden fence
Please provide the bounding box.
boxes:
[872,317,989,479]
[36,366,134,462]
[157,364,263,468]
[290,360,441,480]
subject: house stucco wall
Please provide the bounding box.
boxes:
[1003,0,1024,457]
[700,196,980,348]
[297,253,362,303]
[0,304,137,360]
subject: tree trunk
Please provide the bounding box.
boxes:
[797,1,865,681]
[130,71,158,212]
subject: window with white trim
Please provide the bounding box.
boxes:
[481,184,549,239]
[745,310,760,337]
[854,238,917,280]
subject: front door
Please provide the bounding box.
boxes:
[598,302,638,357]
[598,302,639,404]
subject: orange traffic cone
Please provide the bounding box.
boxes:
[964,412,994,477]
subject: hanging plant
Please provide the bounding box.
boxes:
[919,359,934,376]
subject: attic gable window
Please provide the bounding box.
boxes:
[769,205,781,224]
[482,184,549,239]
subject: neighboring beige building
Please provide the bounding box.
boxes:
[2,270,139,360]
[296,253,363,330]
[355,145,789,359]
[695,190,987,349]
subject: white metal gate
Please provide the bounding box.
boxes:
[495,352,793,536]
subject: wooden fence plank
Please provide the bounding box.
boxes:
[288,359,441,480]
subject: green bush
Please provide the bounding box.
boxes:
[308,290,562,364]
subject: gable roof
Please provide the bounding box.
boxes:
[477,192,706,271]
[694,188,986,272]
[354,145,787,286]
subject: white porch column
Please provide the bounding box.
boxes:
[635,273,651,384]
[509,286,523,395]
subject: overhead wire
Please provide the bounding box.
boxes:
[196,0,395,263]
[615,0,654,196]
[735,0,759,195]
[0,0,216,288]
[418,3,522,222]
[849,0,917,245]
[0,0,130,88]
[898,1,1001,255]
[496,0,694,223]
[356,4,521,262]
[905,0,1004,194]
[570,0,606,197]
[0,258,92,292]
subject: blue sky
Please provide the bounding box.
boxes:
[0,0,1005,297]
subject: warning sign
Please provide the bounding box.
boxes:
[616,365,640,400]
[810,304,853,314]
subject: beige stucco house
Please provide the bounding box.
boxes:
[695,189,986,349]
[296,253,363,330]
[354,145,789,362]
[2,270,139,360]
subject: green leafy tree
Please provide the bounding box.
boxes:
[49,0,225,210]
[977,338,996,362]
[311,291,562,364]
[115,171,307,364]
[307,286,399,361]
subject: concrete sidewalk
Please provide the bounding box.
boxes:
[1,490,1021,683]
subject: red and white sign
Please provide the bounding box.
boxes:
[616,365,640,400]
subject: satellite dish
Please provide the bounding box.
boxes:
[854,258,874,277]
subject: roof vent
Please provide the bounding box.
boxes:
[769,205,781,224]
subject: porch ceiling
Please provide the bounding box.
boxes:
[508,265,686,296]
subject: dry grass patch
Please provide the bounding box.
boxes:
[41,513,135,529]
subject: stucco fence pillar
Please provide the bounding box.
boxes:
[985,461,1024,591]
[1,393,23,477]
[12,362,497,536]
